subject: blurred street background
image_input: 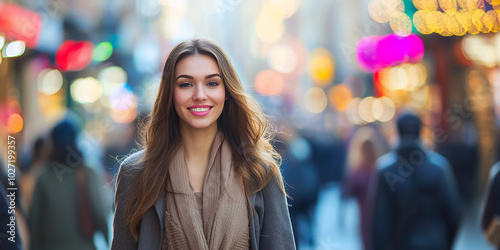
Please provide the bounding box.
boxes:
[1,0,500,249]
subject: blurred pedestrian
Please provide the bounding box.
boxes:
[370,112,461,250]
[481,162,500,249]
[21,137,48,212]
[343,125,387,250]
[277,128,319,248]
[29,117,109,250]
[111,39,295,250]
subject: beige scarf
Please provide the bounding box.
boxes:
[163,132,249,250]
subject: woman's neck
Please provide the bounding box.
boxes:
[179,124,218,192]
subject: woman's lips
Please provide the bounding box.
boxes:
[187,106,213,116]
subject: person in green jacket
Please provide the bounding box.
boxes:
[29,117,109,250]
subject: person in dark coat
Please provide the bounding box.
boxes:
[370,112,462,250]
[29,117,110,250]
[481,162,500,249]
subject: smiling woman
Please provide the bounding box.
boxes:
[174,54,226,132]
[111,39,296,250]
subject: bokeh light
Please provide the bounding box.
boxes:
[110,84,136,110]
[93,42,113,62]
[289,136,312,161]
[357,34,424,72]
[37,69,63,95]
[255,70,286,95]
[303,87,328,113]
[413,0,439,11]
[2,41,25,58]
[439,0,458,14]
[462,35,498,67]
[390,12,412,36]
[98,66,127,95]
[346,97,364,125]
[0,34,5,50]
[268,44,298,74]
[8,113,23,133]
[309,48,335,86]
[414,10,433,34]
[160,0,188,40]
[255,3,286,44]
[378,63,428,91]
[372,96,396,122]
[134,37,160,73]
[358,96,377,123]
[70,77,103,104]
[56,40,94,71]
[111,105,137,124]
[328,85,353,111]
[369,0,391,23]
[109,84,138,124]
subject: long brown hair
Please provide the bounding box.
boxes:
[124,38,284,241]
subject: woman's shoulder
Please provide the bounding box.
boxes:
[117,149,146,180]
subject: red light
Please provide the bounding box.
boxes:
[0,3,42,48]
[56,40,94,71]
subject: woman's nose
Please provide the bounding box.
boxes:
[192,85,207,101]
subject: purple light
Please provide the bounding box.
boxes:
[356,34,424,72]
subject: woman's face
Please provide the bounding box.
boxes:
[174,54,226,131]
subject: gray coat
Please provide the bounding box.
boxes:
[111,150,296,250]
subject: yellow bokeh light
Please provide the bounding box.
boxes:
[255,70,286,95]
[413,63,428,86]
[441,13,462,36]
[457,0,484,10]
[346,98,364,125]
[270,0,301,18]
[482,10,495,33]
[390,12,412,36]
[456,9,472,32]
[8,113,23,133]
[491,10,500,32]
[414,11,433,34]
[449,14,467,36]
[438,0,458,14]
[373,97,396,122]
[70,77,103,104]
[309,49,335,86]
[358,96,377,123]
[427,11,443,33]
[256,13,285,44]
[160,1,188,40]
[328,85,353,111]
[437,12,453,36]
[413,0,439,11]
[303,87,328,113]
[99,66,127,95]
[37,69,64,95]
[469,9,485,34]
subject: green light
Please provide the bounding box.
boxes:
[93,42,113,62]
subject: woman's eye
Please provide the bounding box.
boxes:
[207,81,219,86]
[179,82,192,87]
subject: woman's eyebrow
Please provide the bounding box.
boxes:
[205,73,221,79]
[176,73,221,80]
